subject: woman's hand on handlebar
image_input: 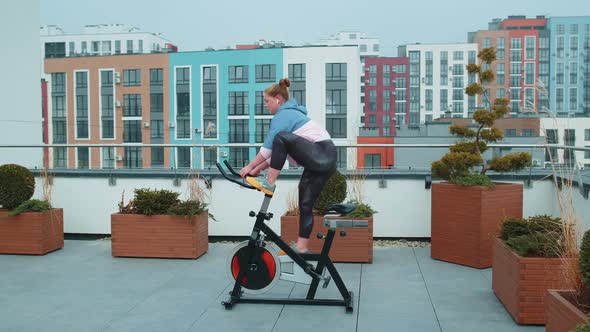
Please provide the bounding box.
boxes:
[239,165,253,178]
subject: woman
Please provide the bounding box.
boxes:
[239,78,337,253]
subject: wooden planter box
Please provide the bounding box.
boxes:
[0,208,64,255]
[546,290,589,332]
[431,182,523,268]
[492,239,574,325]
[280,215,373,263]
[111,213,208,259]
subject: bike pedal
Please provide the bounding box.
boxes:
[322,276,332,288]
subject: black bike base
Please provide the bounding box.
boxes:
[222,291,354,313]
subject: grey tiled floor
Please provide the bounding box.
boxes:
[0,240,544,332]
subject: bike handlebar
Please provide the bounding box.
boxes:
[216,160,256,190]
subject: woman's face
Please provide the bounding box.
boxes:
[264,93,281,114]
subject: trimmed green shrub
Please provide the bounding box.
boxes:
[133,188,180,216]
[580,230,590,289]
[345,202,377,218]
[9,199,51,216]
[571,323,590,332]
[501,214,563,258]
[500,217,528,241]
[168,200,216,221]
[0,164,35,209]
[314,171,346,214]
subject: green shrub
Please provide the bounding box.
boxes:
[133,188,180,216]
[580,230,590,289]
[345,202,377,218]
[168,200,216,221]
[0,164,35,209]
[571,323,590,332]
[9,199,51,216]
[452,173,494,187]
[314,171,346,214]
[500,217,528,241]
[501,214,563,258]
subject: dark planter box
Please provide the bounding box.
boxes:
[492,239,574,325]
[0,208,64,255]
[431,182,523,268]
[281,215,373,263]
[111,213,208,259]
[546,290,589,332]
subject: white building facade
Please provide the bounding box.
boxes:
[540,117,590,168]
[398,43,479,124]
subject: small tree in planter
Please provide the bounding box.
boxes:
[111,188,212,259]
[429,47,532,268]
[493,215,575,324]
[281,170,375,263]
[0,164,63,255]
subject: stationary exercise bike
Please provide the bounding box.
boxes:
[216,160,367,313]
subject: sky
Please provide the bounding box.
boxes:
[41,0,589,56]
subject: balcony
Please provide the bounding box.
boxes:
[1,143,589,331]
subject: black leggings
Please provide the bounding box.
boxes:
[271,132,337,239]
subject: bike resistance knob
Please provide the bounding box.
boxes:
[316,232,325,239]
[249,211,256,217]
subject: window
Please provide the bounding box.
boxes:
[255,91,265,115]
[570,88,578,111]
[545,129,558,162]
[150,93,163,113]
[176,67,190,85]
[229,65,248,83]
[123,69,141,86]
[453,51,463,60]
[151,147,164,168]
[326,118,346,138]
[229,119,249,143]
[255,64,276,83]
[326,63,347,81]
[326,89,347,114]
[525,63,535,85]
[123,94,142,117]
[126,40,133,53]
[177,147,190,168]
[150,68,163,86]
[585,129,590,141]
[255,119,271,143]
[229,148,249,168]
[77,147,89,169]
[102,147,115,169]
[123,120,142,143]
[229,91,248,115]
[124,147,142,169]
[505,129,517,137]
[394,64,406,73]
[525,36,535,60]
[288,64,306,81]
[150,120,164,138]
[336,147,347,169]
[364,154,381,169]
[204,147,217,169]
[53,147,67,168]
[522,129,534,137]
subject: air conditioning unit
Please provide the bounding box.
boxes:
[143,122,150,128]
[220,151,228,157]
[115,100,121,107]
[115,155,123,161]
[168,122,175,128]
[114,72,121,84]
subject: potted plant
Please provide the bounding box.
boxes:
[492,215,575,324]
[430,47,532,268]
[111,187,212,259]
[546,228,590,332]
[0,164,63,255]
[280,170,376,263]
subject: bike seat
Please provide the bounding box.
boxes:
[325,203,356,216]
